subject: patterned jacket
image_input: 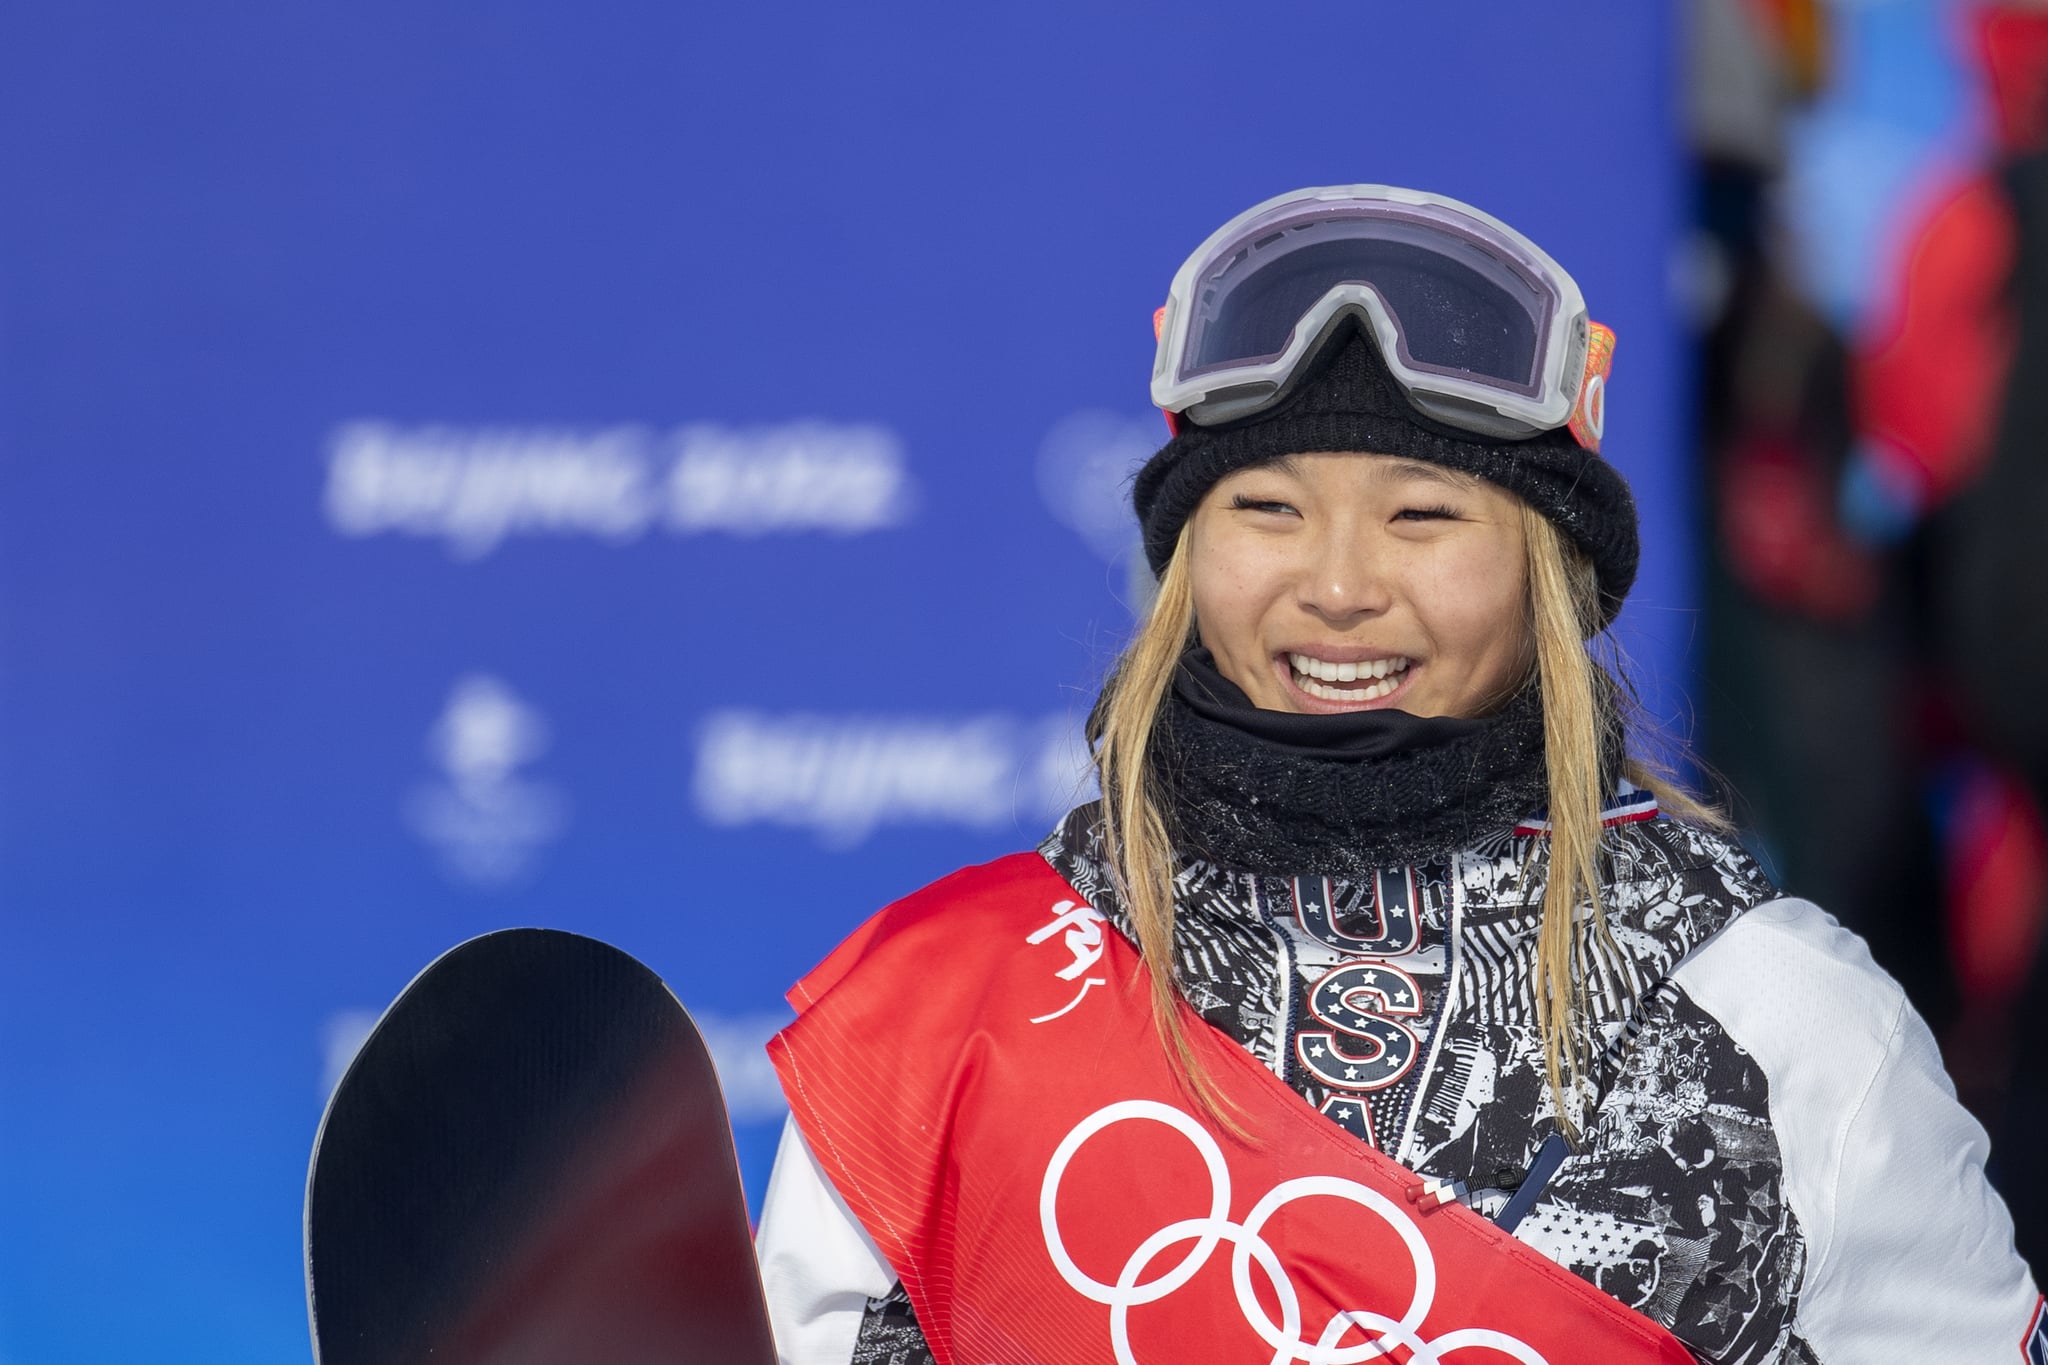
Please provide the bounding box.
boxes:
[755,796,2042,1364]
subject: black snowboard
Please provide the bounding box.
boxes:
[304,928,777,1365]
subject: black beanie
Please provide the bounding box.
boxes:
[1132,323,1640,626]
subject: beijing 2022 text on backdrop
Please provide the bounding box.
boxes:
[0,3,1685,1360]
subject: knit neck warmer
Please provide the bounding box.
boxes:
[1147,650,1552,878]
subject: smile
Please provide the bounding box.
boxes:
[1287,652,1412,703]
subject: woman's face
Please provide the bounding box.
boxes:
[1186,452,1532,719]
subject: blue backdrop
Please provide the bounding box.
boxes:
[0,4,1685,1360]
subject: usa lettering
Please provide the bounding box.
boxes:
[1291,873,1426,1145]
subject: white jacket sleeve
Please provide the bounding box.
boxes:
[754,1115,898,1365]
[1674,898,2042,1362]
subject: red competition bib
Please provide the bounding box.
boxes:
[769,853,1696,1365]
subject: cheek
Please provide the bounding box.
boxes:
[1414,543,1528,672]
[1191,563,1261,658]
[1187,526,1284,669]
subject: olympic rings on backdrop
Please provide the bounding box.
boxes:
[1038,1100,1552,1365]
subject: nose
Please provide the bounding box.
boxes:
[1298,519,1392,623]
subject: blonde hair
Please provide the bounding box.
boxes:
[1088,503,1719,1134]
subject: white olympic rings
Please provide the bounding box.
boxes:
[1038,1099,1552,1365]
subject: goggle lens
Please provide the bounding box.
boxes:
[1181,218,1553,396]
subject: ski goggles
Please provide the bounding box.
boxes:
[1151,185,1614,452]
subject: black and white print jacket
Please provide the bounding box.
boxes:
[755,796,2042,1364]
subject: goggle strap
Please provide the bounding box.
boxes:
[1157,304,1180,435]
[1568,322,1616,454]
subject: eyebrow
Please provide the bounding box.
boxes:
[1373,459,1480,491]
[1245,454,1481,491]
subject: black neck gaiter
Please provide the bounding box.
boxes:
[1147,650,1552,878]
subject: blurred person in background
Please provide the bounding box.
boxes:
[755,184,2038,1365]
[1695,0,2048,1274]
[1855,0,2048,1277]
[1691,0,1915,1000]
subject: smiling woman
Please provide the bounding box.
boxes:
[1091,364,1655,1154]
[754,187,2040,1365]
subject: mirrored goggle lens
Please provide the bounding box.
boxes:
[1180,217,1555,396]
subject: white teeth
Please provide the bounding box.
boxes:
[1288,653,1413,703]
[1296,675,1401,702]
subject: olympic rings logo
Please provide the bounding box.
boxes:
[1039,1100,1551,1365]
